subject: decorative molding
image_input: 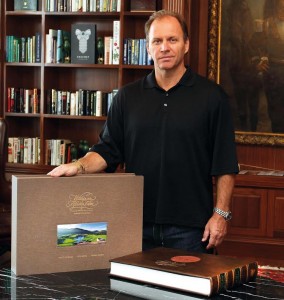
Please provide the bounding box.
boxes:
[207,0,219,82]
[235,132,284,146]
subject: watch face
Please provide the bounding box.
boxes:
[226,212,232,220]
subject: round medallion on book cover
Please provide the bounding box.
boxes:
[171,256,201,263]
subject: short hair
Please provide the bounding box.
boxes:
[145,10,189,42]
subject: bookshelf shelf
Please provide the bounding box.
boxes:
[44,63,119,69]
[6,11,43,16]
[43,114,106,121]
[5,63,42,66]
[5,113,40,117]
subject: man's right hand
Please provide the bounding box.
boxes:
[47,152,108,177]
[47,162,79,177]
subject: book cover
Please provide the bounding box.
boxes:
[110,247,258,296]
[14,0,37,11]
[71,23,96,64]
[11,173,143,275]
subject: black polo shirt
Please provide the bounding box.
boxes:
[91,68,239,228]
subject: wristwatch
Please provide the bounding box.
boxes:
[213,207,232,221]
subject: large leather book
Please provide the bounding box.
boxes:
[11,173,143,275]
[110,247,258,297]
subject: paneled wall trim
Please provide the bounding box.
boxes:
[217,174,284,261]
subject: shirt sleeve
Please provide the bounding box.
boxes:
[209,85,239,176]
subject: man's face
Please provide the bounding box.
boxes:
[147,16,189,71]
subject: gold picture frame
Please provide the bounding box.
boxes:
[207,0,284,146]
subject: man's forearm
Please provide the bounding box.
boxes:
[77,151,107,174]
[215,174,236,211]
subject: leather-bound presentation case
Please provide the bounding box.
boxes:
[11,173,143,275]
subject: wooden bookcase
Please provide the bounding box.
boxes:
[2,0,176,175]
[1,0,196,175]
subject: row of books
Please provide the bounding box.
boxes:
[6,34,41,63]
[123,38,152,66]
[46,88,118,116]
[45,139,90,165]
[8,137,40,164]
[46,0,121,12]
[7,88,40,114]
[6,23,151,66]
[70,21,120,64]
[8,137,90,166]
[45,139,73,166]
[46,29,71,64]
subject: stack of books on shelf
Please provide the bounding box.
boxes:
[7,88,40,114]
[46,0,121,12]
[46,29,71,64]
[103,20,120,64]
[123,38,152,65]
[6,33,41,63]
[45,88,117,116]
[46,20,120,65]
[8,137,40,164]
[45,139,73,166]
[70,21,120,64]
[45,139,90,166]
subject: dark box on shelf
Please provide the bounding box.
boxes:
[130,0,156,12]
[71,23,97,64]
[14,0,37,11]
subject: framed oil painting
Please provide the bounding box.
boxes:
[208,0,284,146]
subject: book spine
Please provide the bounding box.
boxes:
[112,20,120,64]
[104,36,111,64]
[210,262,258,296]
[95,90,102,116]
[56,29,63,63]
[8,137,14,163]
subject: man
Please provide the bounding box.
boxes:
[48,10,239,254]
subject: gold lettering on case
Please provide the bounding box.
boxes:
[155,260,186,267]
[66,192,98,214]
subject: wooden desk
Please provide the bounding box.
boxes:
[0,262,283,299]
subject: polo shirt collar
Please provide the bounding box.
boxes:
[144,67,196,89]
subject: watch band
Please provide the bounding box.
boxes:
[74,159,85,174]
[213,207,232,221]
